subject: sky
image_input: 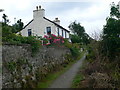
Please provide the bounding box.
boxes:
[0,0,120,37]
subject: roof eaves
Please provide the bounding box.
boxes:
[43,17,70,32]
[23,19,34,29]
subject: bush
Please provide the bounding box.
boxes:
[43,34,65,46]
[70,34,80,43]
[26,36,41,53]
[3,33,42,53]
[64,39,72,48]
[64,39,81,58]
[70,47,80,58]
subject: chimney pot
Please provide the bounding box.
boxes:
[54,17,60,25]
[36,6,38,10]
[39,6,41,9]
[55,18,58,20]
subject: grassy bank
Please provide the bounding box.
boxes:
[71,56,86,88]
[71,73,84,88]
[71,49,120,88]
[37,51,85,88]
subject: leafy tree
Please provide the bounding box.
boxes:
[68,21,90,45]
[82,33,90,45]
[2,14,9,25]
[2,14,13,38]
[70,34,80,43]
[12,19,24,33]
[68,21,85,36]
[101,2,120,59]
[0,9,4,12]
[110,2,120,19]
[2,24,13,37]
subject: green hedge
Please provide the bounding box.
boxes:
[3,33,42,53]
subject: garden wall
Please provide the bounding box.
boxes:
[2,44,70,88]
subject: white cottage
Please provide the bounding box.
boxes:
[20,6,70,38]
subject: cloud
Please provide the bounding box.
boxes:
[44,1,110,35]
[1,0,120,36]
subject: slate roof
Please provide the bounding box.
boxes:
[22,17,70,32]
[43,17,70,32]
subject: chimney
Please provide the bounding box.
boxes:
[33,5,45,19]
[54,17,60,25]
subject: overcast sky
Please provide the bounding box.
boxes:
[0,0,120,36]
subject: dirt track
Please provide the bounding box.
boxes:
[49,54,86,88]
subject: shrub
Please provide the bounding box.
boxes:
[70,47,80,58]
[70,34,81,43]
[25,36,41,53]
[43,34,65,46]
[3,33,42,53]
[64,39,72,48]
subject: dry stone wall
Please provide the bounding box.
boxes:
[2,44,70,88]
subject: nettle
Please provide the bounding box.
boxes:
[43,34,64,46]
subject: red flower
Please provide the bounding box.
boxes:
[62,40,64,43]
[44,35,48,38]
[51,34,56,37]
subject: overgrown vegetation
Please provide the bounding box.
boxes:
[2,14,42,54]
[68,21,91,45]
[72,2,120,88]
[101,2,120,60]
[37,51,85,88]
[3,33,42,53]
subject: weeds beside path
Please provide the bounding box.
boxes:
[49,54,86,88]
[37,52,85,88]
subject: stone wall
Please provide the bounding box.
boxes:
[2,44,70,88]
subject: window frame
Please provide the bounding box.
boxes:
[46,27,51,35]
[28,29,32,36]
[62,30,64,37]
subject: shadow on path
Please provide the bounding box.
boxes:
[49,54,86,88]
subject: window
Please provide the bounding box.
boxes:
[46,27,51,35]
[62,30,64,37]
[28,29,32,36]
[57,28,59,36]
[65,31,66,38]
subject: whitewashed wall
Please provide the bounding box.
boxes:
[21,6,69,38]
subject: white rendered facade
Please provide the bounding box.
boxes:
[20,6,70,38]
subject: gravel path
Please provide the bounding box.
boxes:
[49,54,86,88]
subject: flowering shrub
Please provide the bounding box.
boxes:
[42,34,65,46]
[41,38,48,45]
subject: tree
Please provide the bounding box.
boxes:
[101,2,120,60]
[2,14,12,37]
[0,9,4,12]
[70,34,81,43]
[2,14,9,25]
[68,21,85,36]
[68,21,90,45]
[12,19,24,33]
[110,2,120,19]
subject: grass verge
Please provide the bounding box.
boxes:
[71,52,86,88]
[37,51,85,88]
[71,73,84,88]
